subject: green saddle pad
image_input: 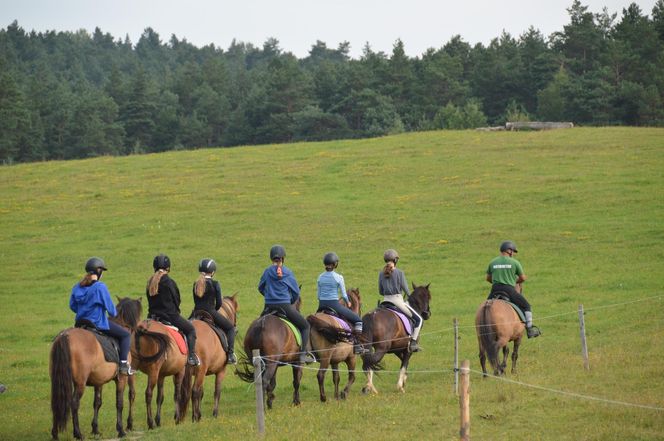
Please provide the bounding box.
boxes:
[279,317,302,347]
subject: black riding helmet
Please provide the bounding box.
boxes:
[85,257,107,274]
[500,241,518,253]
[153,254,171,271]
[199,258,217,273]
[323,252,339,267]
[270,245,286,261]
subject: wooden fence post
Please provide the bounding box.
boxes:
[459,359,470,441]
[252,349,265,434]
[578,305,590,371]
[454,318,459,395]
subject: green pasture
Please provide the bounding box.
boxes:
[0,127,663,440]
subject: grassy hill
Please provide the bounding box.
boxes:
[0,127,663,440]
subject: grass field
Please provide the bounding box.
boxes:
[0,127,663,441]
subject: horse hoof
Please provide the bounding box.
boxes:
[340,391,347,400]
[320,396,326,402]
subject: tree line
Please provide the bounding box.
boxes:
[1,1,664,164]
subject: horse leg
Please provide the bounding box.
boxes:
[511,340,521,374]
[340,355,356,400]
[212,372,223,418]
[155,376,165,427]
[264,363,278,410]
[192,370,205,422]
[91,385,102,436]
[317,356,330,402]
[292,364,302,406]
[396,352,412,393]
[173,371,185,423]
[71,383,84,440]
[144,371,157,429]
[479,344,488,378]
[332,362,341,400]
[126,374,135,431]
[362,369,379,395]
[115,376,127,438]
[501,345,510,373]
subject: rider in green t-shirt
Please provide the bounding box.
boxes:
[486,241,541,338]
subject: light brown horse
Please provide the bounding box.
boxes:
[475,298,525,376]
[236,298,304,409]
[361,283,431,394]
[131,317,190,428]
[50,297,142,440]
[180,294,239,421]
[307,287,362,401]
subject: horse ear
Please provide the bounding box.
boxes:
[426,283,430,289]
[137,297,142,303]
[116,295,121,302]
[412,282,416,290]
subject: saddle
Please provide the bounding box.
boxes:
[316,306,353,333]
[487,293,527,323]
[190,310,229,353]
[378,301,414,335]
[74,320,120,364]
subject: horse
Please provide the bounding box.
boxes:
[361,283,431,394]
[475,298,525,376]
[306,287,362,402]
[179,294,239,421]
[131,313,191,428]
[50,296,142,440]
[236,298,305,409]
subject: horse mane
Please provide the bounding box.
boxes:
[113,297,142,330]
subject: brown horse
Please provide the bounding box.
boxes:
[475,298,525,376]
[131,316,190,428]
[307,287,362,402]
[50,297,142,440]
[361,283,431,394]
[179,294,239,421]
[236,298,305,409]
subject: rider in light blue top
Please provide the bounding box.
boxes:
[317,252,367,354]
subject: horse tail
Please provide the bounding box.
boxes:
[134,327,170,363]
[235,321,263,383]
[307,314,352,344]
[235,350,255,383]
[480,301,500,372]
[178,363,194,418]
[50,332,73,437]
[360,312,384,372]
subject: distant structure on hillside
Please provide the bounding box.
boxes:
[476,122,574,131]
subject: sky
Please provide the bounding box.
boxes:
[1,0,658,58]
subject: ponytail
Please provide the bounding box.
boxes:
[275,259,283,279]
[383,261,395,278]
[79,273,96,287]
[194,273,207,297]
[147,269,167,296]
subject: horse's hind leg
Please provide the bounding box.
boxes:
[155,376,165,427]
[127,374,135,431]
[501,345,510,373]
[479,345,488,377]
[264,363,278,410]
[144,372,157,429]
[511,340,521,374]
[340,357,356,400]
[362,369,379,395]
[316,360,329,402]
[332,362,341,400]
[92,385,102,436]
[115,377,127,438]
[212,372,223,418]
[292,365,302,406]
[72,383,84,440]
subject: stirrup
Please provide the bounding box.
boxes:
[227,352,237,365]
[119,361,135,376]
[187,354,201,366]
[526,326,541,339]
[409,340,421,353]
[300,352,316,364]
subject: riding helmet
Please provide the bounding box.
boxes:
[85,257,107,274]
[323,252,339,266]
[383,249,399,263]
[199,258,217,273]
[269,245,286,260]
[500,241,518,253]
[153,254,171,271]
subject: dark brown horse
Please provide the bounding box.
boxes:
[236,298,304,409]
[361,283,431,394]
[475,298,525,376]
[50,297,142,440]
[306,287,363,402]
[131,316,190,428]
[180,294,239,421]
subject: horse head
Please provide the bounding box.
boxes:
[114,296,143,330]
[345,287,362,314]
[408,283,431,320]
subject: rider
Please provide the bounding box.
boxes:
[317,252,368,355]
[146,254,200,366]
[378,249,423,352]
[69,257,134,375]
[192,258,237,364]
[258,245,316,364]
[486,241,541,338]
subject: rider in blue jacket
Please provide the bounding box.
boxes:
[258,245,315,364]
[69,257,134,375]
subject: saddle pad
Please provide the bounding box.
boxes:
[505,301,526,323]
[278,317,302,347]
[380,304,412,335]
[164,325,188,355]
[330,315,352,332]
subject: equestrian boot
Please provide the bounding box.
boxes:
[409,339,421,353]
[352,326,369,354]
[525,311,541,339]
[119,360,135,376]
[226,327,237,365]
